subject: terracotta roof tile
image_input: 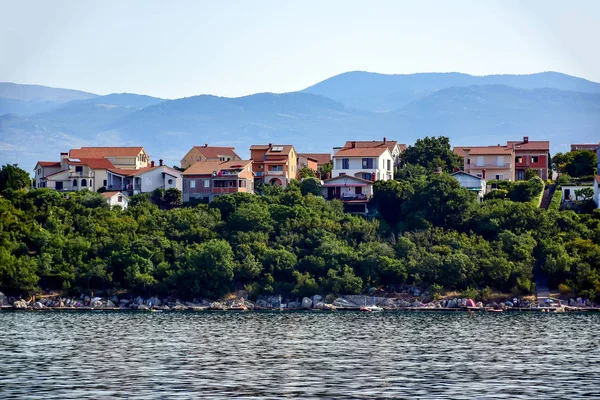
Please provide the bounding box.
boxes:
[507,141,550,151]
[68,158,116,169]
[182,160,252,176]
[343,140,399,153]
[37,161,61,167]
[454,146,514,156]
[69,147,145,158]
[193,145,240,159]
[334,147,389,157]
[298,153,332,165]
[101,191,124,199]
[265,145,294,156]
[595,175,600,184]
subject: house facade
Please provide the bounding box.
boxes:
[102,191,129,209]
[451,171,487,201]
[250,144,298,187]
[321,175,373,215]
[106,161,182,195]
[38,153,116,192]
[180,144,241,169]
[297,153,331,176]
[454,146,515,181]
[182,160,254,203]
[33,161,62,188]
[335,138,405,166]
[332,142,394,181]
[69,147,150,170]
[507,137,550,181]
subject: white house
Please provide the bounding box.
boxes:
[102,191,128,209]
[106,161,182,195]
[335,138,405,166]
[332,142,394,181]
[321,174,373,215]
[451,171,487,201]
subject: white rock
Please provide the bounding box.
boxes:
[106,300,116,308]
[312,295,323,305]
[13,300,27,309]
[137,304,149,311]
[32,302,45,309]
[301,297,313,309]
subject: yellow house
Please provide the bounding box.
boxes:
[180,144,241,169]
[69,147,150,170]
[454,146,515,181]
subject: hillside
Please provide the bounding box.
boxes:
[0,82,98,115]
[302,71,600,111]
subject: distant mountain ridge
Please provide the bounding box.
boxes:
[0,82,98,115]
[1,71,599,173]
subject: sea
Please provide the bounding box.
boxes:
[1,311,598,399]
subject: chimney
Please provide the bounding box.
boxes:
[351,141,356,148]
[482,169,486,179]
[204,143,208,147]
[159,159,163,166]
[523,136,529,143]
[463,148,471,172]
[151,161,155,167]
[268,143,272,148]
[383,137,387,144]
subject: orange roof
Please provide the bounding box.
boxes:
[249,145,271,150]
[37,161,61,167]
[454,146,514,157]
[101,191,124,199]
[298,153,332,165]
[507,141,549,152]
[69,147,145,158]
[343,140,400,154]
[193,145,240,160]
[398,144,407,152]
[182,160,252,176]
[334,147,389,157]
[107,165,158,177]
[68,158,116,169]
[266,145,294,156]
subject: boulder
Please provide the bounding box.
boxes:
[137,304,149,311]
[135,296,144,305]
[322,303,337,311]
[312,295,323,305]
[119,299,130,305]
[256,299,269,308]
[92,300,103,308]
[13,299,28,309]
[105,300,116,308]
[314,302,324,310]
[209,302,223,310]
[301,297,313,309]
[476,302,483,308]
[32,302,45,309]
[287,301,300,309]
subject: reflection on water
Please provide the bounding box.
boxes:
[0,311,599,399]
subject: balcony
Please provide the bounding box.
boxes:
[69,171,94,178]
[213,187,239,194]
[266,170,285,176]
[341,193,371,201]
[471,163,512,169]
[106,184,141,192]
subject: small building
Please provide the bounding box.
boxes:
[182,160,254,203]
[297,153,331,176]
[507,137,550,181]
[335,138,405,166]
[454,146,515,181]
[250,144,298,188]
[102,191,128,209]
[69,147,150,170]
[106,160,182,196]
[451,171,487,201]
[332,142,394,181]
[322,174,373,215]
[570,143,600,152]
[180,144,241,169]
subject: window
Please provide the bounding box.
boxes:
[204,179,210,188]
[190,180,196,188]
[75,166,83,172]
[81,179,87,187]
[73,179,78,187]
[362,158,373,169]
[387,160,391,171]
[342,159,349,169]
[56,182,63,190]
[103,180,107,187]
[496,174,504,180]
[496,156,504,167]
[37,168,41,175]
[516,156,523,163]
[239,180,246,188]
[532,156,539,163]
[271,165,283,172]
[476,156,484,167]
[467,158,470,165]
[339,173,346,176]
[355,187,362,195]
[168,179,173,184]
[118,196,123,202]
[362,173,371,180]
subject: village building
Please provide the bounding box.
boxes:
[507,137,550,181]
[249,144,298,187]
[321,174,373,215]
[181,160,254,203]
[297,153,332,175]
[331,141,394,181]
[570,143,600,152]
[102,191,129,209]
[453,145,515,181]
[451,171,487,201]
[335,138,405,166]
[180,144,241,169]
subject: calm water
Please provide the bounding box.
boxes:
[1,311,599,399]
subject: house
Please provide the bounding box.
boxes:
[571,143,600,152]
[106,160,182,195]
[335,138,405,166]
[102,191,128,209]
[33,161,62,188]
[69,147,150,170]
[453,146,515,181]
[182,160,254,203]
[321,174,373,215]
[507,137,550,181]
[250,144,298,187]
[37,153,116,192]
[451,171,487,201]
[332,141,394,181]
[180,144,241,169]
[297,153,332,175]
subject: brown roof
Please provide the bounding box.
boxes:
[69,147,145,158]
[454,146,514,157]
[182,160,252,176]
[37,161,61,167]
[334,147,389,157]
[249,145,271,150]
[193,145,240,159]
[323,175,373,184]
[101,191,123,199]
[266,145,294,156]
[298,153,332,165]
[343,140,399,154]
[68,158,116,169]
[398,144,407,152]
[507,141,550,152]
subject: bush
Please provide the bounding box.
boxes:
[485,189,508,200]
[548,186,562,211]
[509,177,544,204]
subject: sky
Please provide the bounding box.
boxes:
[1,0,599,99]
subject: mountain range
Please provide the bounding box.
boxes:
[1,71,600,173]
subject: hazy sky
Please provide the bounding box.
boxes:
[1,0,599,99]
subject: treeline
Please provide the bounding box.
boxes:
[1,169,599,301]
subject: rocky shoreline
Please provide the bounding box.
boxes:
[0,292,596,313]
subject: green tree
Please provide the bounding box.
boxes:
[300,177,322,196]
[0,164,31,192]
[298,166,316,179]
[400,136,463,173]
[552,150,597,177]
[575,187,594,201]
[524,168,540,180]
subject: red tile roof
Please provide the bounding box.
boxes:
[193,145,240,159]
[298,153,332,165]
[334,147,389,157]
[69,147,145,158]
[343,140,401,154]
[266,145,294,156]
[37,161,61,167]
[249,145,271,150]
[507,141,550,151]
[68,158,116,169]
[182,160,252,176]
[454,146,514,157]
[101,191,124,199]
